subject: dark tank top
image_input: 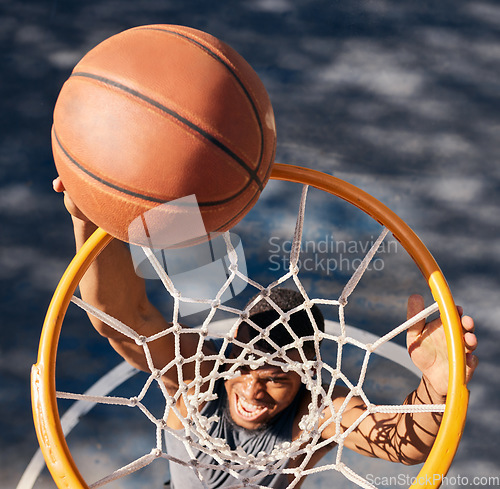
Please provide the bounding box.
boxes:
[165,377,304,488]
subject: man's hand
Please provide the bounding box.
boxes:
[406,294,478,398]
[53,176,93,224]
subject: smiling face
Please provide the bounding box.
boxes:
[222,288,324,430]
[224,362,303,430]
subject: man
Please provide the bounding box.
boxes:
[53,177,478,488]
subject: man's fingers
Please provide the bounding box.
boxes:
[463,331,477,350]
[53,176,91,222]
[466,352,479,370]
[466,352,479,385]
[407,294,425,320]
[461,314,474,332]
[407,294,426,332]
[53,176,65,193]
[457,313,476,352]
[458,312,478,382]
[406,294,428,355]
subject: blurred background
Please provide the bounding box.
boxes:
[1,1,499,488]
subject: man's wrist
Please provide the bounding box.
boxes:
[418,376,447,404]
[72,216,98,248]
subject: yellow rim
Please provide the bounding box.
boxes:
[32,228,113,489]
[32,163,468,489]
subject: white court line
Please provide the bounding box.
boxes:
[18,320,418,489]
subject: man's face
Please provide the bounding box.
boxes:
[223,362,303,430]
[223,321,306,430]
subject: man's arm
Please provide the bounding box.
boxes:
[321,294,478,464]
[54,178,212,391]
[333,374,446,464]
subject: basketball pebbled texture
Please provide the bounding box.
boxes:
[52,24,276,246]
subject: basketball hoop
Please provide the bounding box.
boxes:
[32,164,469,489]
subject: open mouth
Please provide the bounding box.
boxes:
[234,393,270,422]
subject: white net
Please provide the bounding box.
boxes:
[57,184,445,489]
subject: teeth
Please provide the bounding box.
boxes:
[236,395,267,419]
[240,398,260,412]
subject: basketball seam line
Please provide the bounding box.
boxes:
[52,127,257,208]
[138,25,268,177]
[53,127,164,204]
[70,71,264,192]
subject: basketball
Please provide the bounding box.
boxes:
[52,25,276,247]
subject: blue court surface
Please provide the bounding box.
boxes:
[2,1,499,488]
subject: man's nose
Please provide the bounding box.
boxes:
[242,375,266,400]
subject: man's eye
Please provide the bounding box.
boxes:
[268,377,285,384]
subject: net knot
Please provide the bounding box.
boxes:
[303,360,319,373]
[298,415,314,432]
[336,335,347,345]
[135,335,147,346]
[260,288,270,298]
[259,329,270,339]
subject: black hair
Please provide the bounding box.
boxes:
[243,288,324,358]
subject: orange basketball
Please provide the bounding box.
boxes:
[52,25,276,247]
